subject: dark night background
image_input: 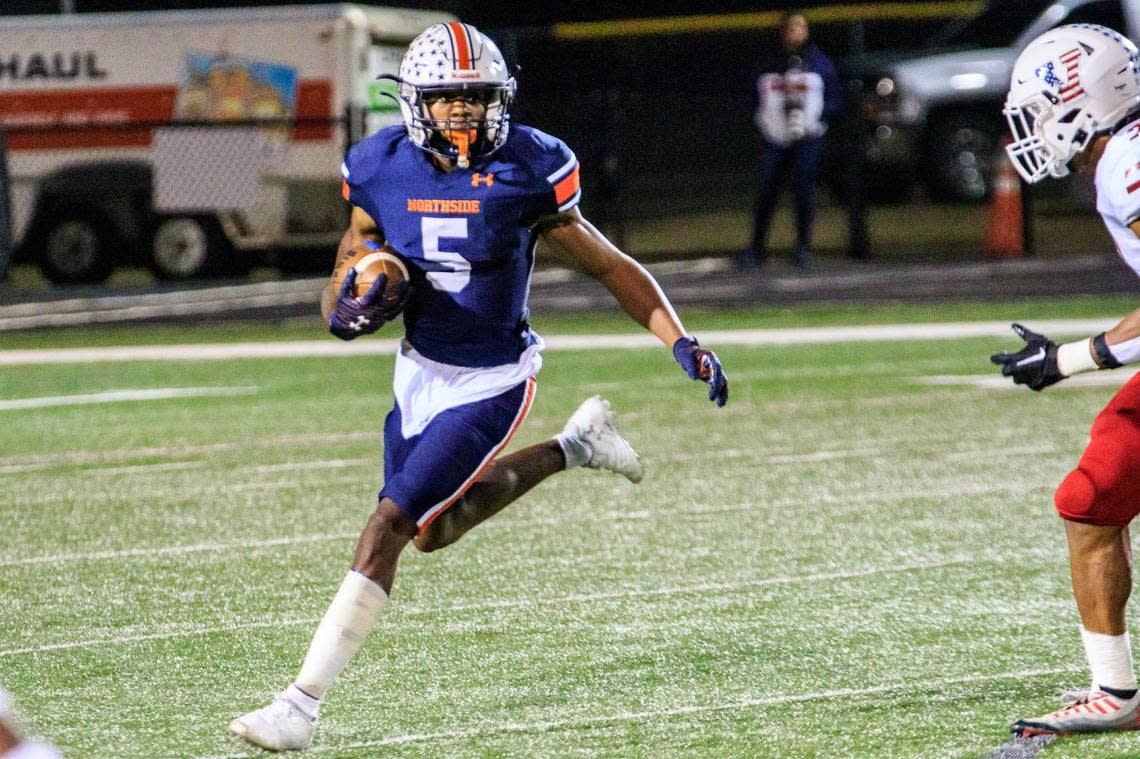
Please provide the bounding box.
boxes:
[0,1,955,221]
[3,1,867,24]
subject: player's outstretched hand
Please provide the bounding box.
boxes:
[329,269,410,341]
[673,336,729,407]
[989,322,1065,391]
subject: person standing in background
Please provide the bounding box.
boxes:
[743,12,842,271]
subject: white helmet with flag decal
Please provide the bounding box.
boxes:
[391,22,516,168]
[1005,24,1140,183]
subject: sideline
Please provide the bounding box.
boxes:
[0,319,1118,366]
[0,386,257,410]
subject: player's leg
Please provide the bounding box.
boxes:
[229,499,409,750]
[415,395,643,553]
[790,137,823,269]
[1067,521,1132,636]
[230,404,424,750]
[746,143,790,266]
[414,440,563,552]
[1013,376,1140,736]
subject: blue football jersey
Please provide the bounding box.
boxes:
[341,124,582,368]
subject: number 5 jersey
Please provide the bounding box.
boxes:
[341,123,581,368]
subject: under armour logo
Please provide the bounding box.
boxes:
[471,172,494,188]
[1036,61,1062,88]
[349,315,371,332]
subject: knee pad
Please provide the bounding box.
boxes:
[1055,469,1097,523]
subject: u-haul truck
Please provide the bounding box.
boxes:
[0,4,453,283]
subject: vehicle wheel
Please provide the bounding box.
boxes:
[38,209,117,284]
[923,113,1000,203]
[151,215,245,280]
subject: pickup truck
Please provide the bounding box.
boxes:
[861,0,1140,201]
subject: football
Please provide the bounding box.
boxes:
[332,242,410,298]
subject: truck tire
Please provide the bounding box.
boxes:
[151,214,246,280]
[38,208,117,284]
[923,113,1000,203]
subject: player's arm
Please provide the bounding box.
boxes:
[990,218,1140,389]
[537,207,683,345]
[321,206,383,321]
[537,207,728,406]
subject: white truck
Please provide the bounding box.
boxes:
[861,0,1140,201]
[0,4,454,283]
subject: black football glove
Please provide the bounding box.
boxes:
[329,269,409,341]
[989,323,1066,391]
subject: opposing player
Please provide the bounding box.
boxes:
[990,24,1140,737]
[230,22,728,750]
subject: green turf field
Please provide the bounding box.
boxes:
[3,298,1140,758]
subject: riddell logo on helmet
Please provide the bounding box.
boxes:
[450,70,481,80]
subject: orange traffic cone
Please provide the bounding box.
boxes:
[984,147,1024,259]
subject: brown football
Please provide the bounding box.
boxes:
[332,243,409,298]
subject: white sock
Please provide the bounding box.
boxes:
[1081,625,1138,693]
[295,570,388,700]
[555,433,592,469]
[283,684,320,721]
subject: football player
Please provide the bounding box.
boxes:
[991,24,1140,737]
[230,22,728,750]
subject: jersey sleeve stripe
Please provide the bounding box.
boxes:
[341,179,351,201]
[546,153,577,183]
[553,163,580,206]
[557,187,582,212]
[341,161,350,179]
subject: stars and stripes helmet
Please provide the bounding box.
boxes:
[1005,24,1140,183]
[394,22,516,168]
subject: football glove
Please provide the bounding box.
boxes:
[328,268,409,341]
[989,323,1066,391]
[673,336,729,407]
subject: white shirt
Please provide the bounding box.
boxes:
[1095,116,1140,278]
[755,70,826,146]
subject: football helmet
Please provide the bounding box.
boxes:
[390,23,515,168]
[1005,24,1140,183]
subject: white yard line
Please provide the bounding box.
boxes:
[198,666,1083,758]
[0,553,1033,658]
[246,458,373,474]
[0,267,588,329]
[0,386,257,411]
[0,319,1119,366]
[0,431,380,470]
[0,532,358,568]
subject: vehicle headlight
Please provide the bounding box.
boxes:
[862,77,899,123]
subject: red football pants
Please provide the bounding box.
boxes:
[1055,372,1140,527]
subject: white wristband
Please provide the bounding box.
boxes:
[1056,339,1098,377]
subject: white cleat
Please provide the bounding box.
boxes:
[1013,688,1140,736]
[229,693,316,751]
[563,395,643,483]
